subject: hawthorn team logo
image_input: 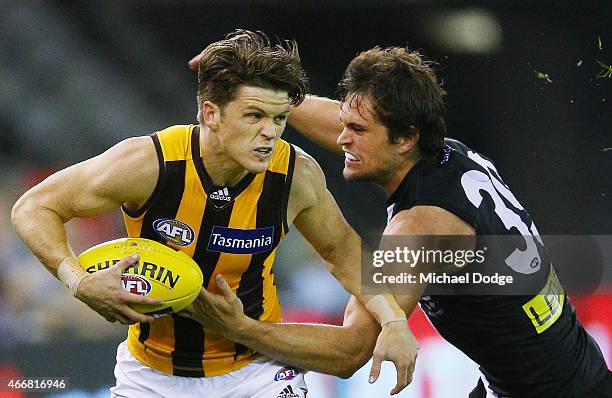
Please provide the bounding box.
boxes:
[153,218,195,246]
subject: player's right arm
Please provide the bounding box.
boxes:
[287,95,344,153]
[11,136,163,324]
[186,275,380,378]
[184,275,420,380]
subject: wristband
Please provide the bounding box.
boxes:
[365,295,407,326]
[57,257,89,297]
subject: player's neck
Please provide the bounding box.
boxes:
[199,126,250,187]
[381,155,420,196]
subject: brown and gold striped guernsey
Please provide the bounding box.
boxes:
[122,124,295,377]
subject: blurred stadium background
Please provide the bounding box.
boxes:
[0,1,610,397]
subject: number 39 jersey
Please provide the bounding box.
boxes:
[386,139,609,397]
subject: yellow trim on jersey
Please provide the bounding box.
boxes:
[123,213,143,237]
[157,125,193,161]
[268,140,291,174]
[170,162,206,257]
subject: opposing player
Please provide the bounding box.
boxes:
[187,46,612,396]
[11,31,416,397]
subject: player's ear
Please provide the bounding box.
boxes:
[396,126,420,156]
[201,100,221,131]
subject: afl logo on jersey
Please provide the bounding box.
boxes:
[274,366,298,381]
[153,218,195,246]
[121,274,152,296]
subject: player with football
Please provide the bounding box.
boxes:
[185,45,612,396]
[11,31,417,397]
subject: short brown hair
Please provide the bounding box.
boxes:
[338,47,446,157]
[197,30,307,115]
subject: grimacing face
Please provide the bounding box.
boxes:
[216,86,290,174]
[337,93,401,185]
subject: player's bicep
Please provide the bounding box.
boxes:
[25,136,158,221]
[386,206,475,236]
[384,206,476,281]
[292,181,359,270]
[294,188,354,256]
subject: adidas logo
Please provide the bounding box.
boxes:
[209,187,231,202]
[276,385,300,398]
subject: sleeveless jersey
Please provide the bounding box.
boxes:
[122,125,295,377]
[386,139,609,396]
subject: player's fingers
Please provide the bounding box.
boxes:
[197,286,213,300]
[188,53,202,70]
[390,360,409,395]
[368,354,382,384]
[120,306,156,324]
[406,350,417,384]
[120,291,164,306]
[195,287,223,310]
[113,254,139,272]
[215,274,234,300]
[113,312,133,325]
[406,361,415,385]
[102,314,116,323]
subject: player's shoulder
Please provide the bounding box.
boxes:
[288,143,326,206]
[409,138,491,186]
[105,134,158,169]
[387,138,485,230]
[293,144,324,180]
[388,205,475,236]
[442,138,496,173]
[103,134,163,214]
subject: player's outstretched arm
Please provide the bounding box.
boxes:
[288,147,416,394]
[11,136,163,324]
[288,95,344,153]
[184,275,381,378]
[183,274,420,384]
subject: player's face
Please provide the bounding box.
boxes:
[217,86,290,174]
[338,94,400,184]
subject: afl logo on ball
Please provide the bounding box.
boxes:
[153,218,195,246]
[121,274,152,296]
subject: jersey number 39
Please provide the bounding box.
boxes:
[461,151,543,274]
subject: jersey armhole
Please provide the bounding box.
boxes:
[400,199,479,232]
[122,133,166,219]
[281,144,297,235]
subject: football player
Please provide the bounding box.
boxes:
[11,32,416,397]
[186,45,612,397]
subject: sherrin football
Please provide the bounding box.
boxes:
[77,238,203,315]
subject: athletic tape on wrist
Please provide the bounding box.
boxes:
[57,258,88,297]
[365,295,407,326]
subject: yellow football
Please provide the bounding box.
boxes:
[77,238,203,315]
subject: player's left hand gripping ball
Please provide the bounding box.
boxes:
[77,238,203,316]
